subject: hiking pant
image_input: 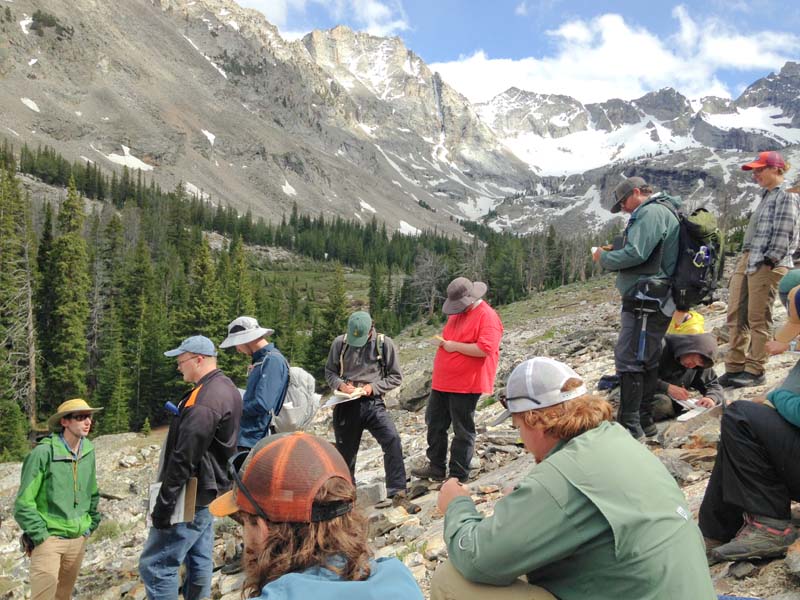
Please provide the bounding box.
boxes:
[425,390,480,481]
[614,303,671,436]
[698,401,800,542]
[726,253,787,376]
[333,396,407,496]
[430,560,556,600]
[139,506,214,600]
[29,535,86,600]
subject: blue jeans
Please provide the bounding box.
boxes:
[139,507,214,600]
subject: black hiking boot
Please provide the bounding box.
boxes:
[729,372,766,388]
[717,372,741,388]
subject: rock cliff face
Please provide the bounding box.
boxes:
[0,0,537,235]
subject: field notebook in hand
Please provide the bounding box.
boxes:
[146,477,198,527]
[322,387,366,408]
[674,399,710,422]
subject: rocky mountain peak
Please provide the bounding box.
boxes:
[633,87,692,121]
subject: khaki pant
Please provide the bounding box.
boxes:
[430,560,556,600]
[726,253,787,375]
[29,536,87,600]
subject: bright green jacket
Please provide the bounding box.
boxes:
[443,421,715,600]
[13,435,101,545]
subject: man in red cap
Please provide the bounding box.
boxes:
[720,151,799,388]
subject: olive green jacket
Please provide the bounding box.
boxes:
[443,421,715,600]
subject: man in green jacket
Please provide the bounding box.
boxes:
[14,398,102,600]
[593,176,680,438]
[431,357,715,600]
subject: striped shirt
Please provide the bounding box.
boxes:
[743,184,800,274]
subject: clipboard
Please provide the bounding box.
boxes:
[147,477,197,526]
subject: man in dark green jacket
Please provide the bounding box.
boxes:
[14,398,102,600]
[431,357,715,600]
[593,176,680,437]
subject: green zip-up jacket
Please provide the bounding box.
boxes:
[600,192,681,297]
[13,435,101,546]
[443,421,715,600]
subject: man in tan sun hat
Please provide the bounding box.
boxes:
[14,399,102,600]
[412,277,503,484]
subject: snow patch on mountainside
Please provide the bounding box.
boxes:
[282,180,297,196]
[104,145,153,171]
[20,97,40,112]
[397,220,420,236]
[702,106,800,144]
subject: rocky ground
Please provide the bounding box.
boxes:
[1,272,799,599]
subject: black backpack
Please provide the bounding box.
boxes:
[653,197,721,310]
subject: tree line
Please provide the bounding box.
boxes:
[0,142,615,460]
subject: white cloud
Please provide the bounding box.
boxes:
[239,0,407,37]
[430,7,800,104]
[514,2,528,16]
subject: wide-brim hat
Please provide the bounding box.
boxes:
[442,277,487,315]
[219,316,274,349]
[47,398,103,431]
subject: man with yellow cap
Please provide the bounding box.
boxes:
[698,276,800,562]
[13,399,103,600]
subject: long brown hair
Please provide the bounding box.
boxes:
[242,477,372,598]
[520,378,613,440]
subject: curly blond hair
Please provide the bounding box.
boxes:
[519,378,613,439]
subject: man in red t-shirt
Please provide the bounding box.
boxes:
[411,277,503,483]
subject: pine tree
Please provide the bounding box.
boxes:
[0,169,35,456]
[94,302,129,434]
[43,177,90,409]
[306,264,349,382]
[183,237,225,340]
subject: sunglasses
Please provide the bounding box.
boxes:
[69,413,94,422]
[497,393,540,410]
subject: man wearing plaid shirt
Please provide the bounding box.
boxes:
[720,151,799,388]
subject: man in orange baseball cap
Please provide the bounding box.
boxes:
[210,432,422,599]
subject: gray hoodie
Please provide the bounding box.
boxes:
[656,333,724,405]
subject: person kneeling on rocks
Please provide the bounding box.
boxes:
[431,357,715,600]
[699,283,800,562]
[209,432,424,600]
[650,332,724,421]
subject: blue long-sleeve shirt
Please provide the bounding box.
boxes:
[238,343,290,449]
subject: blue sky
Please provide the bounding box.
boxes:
[237,0,800,103]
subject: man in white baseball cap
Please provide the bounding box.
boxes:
[430,357,714,600]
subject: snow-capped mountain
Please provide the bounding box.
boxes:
[0,0,534,236]
[477,63,800,177]
[1,0,798,236]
